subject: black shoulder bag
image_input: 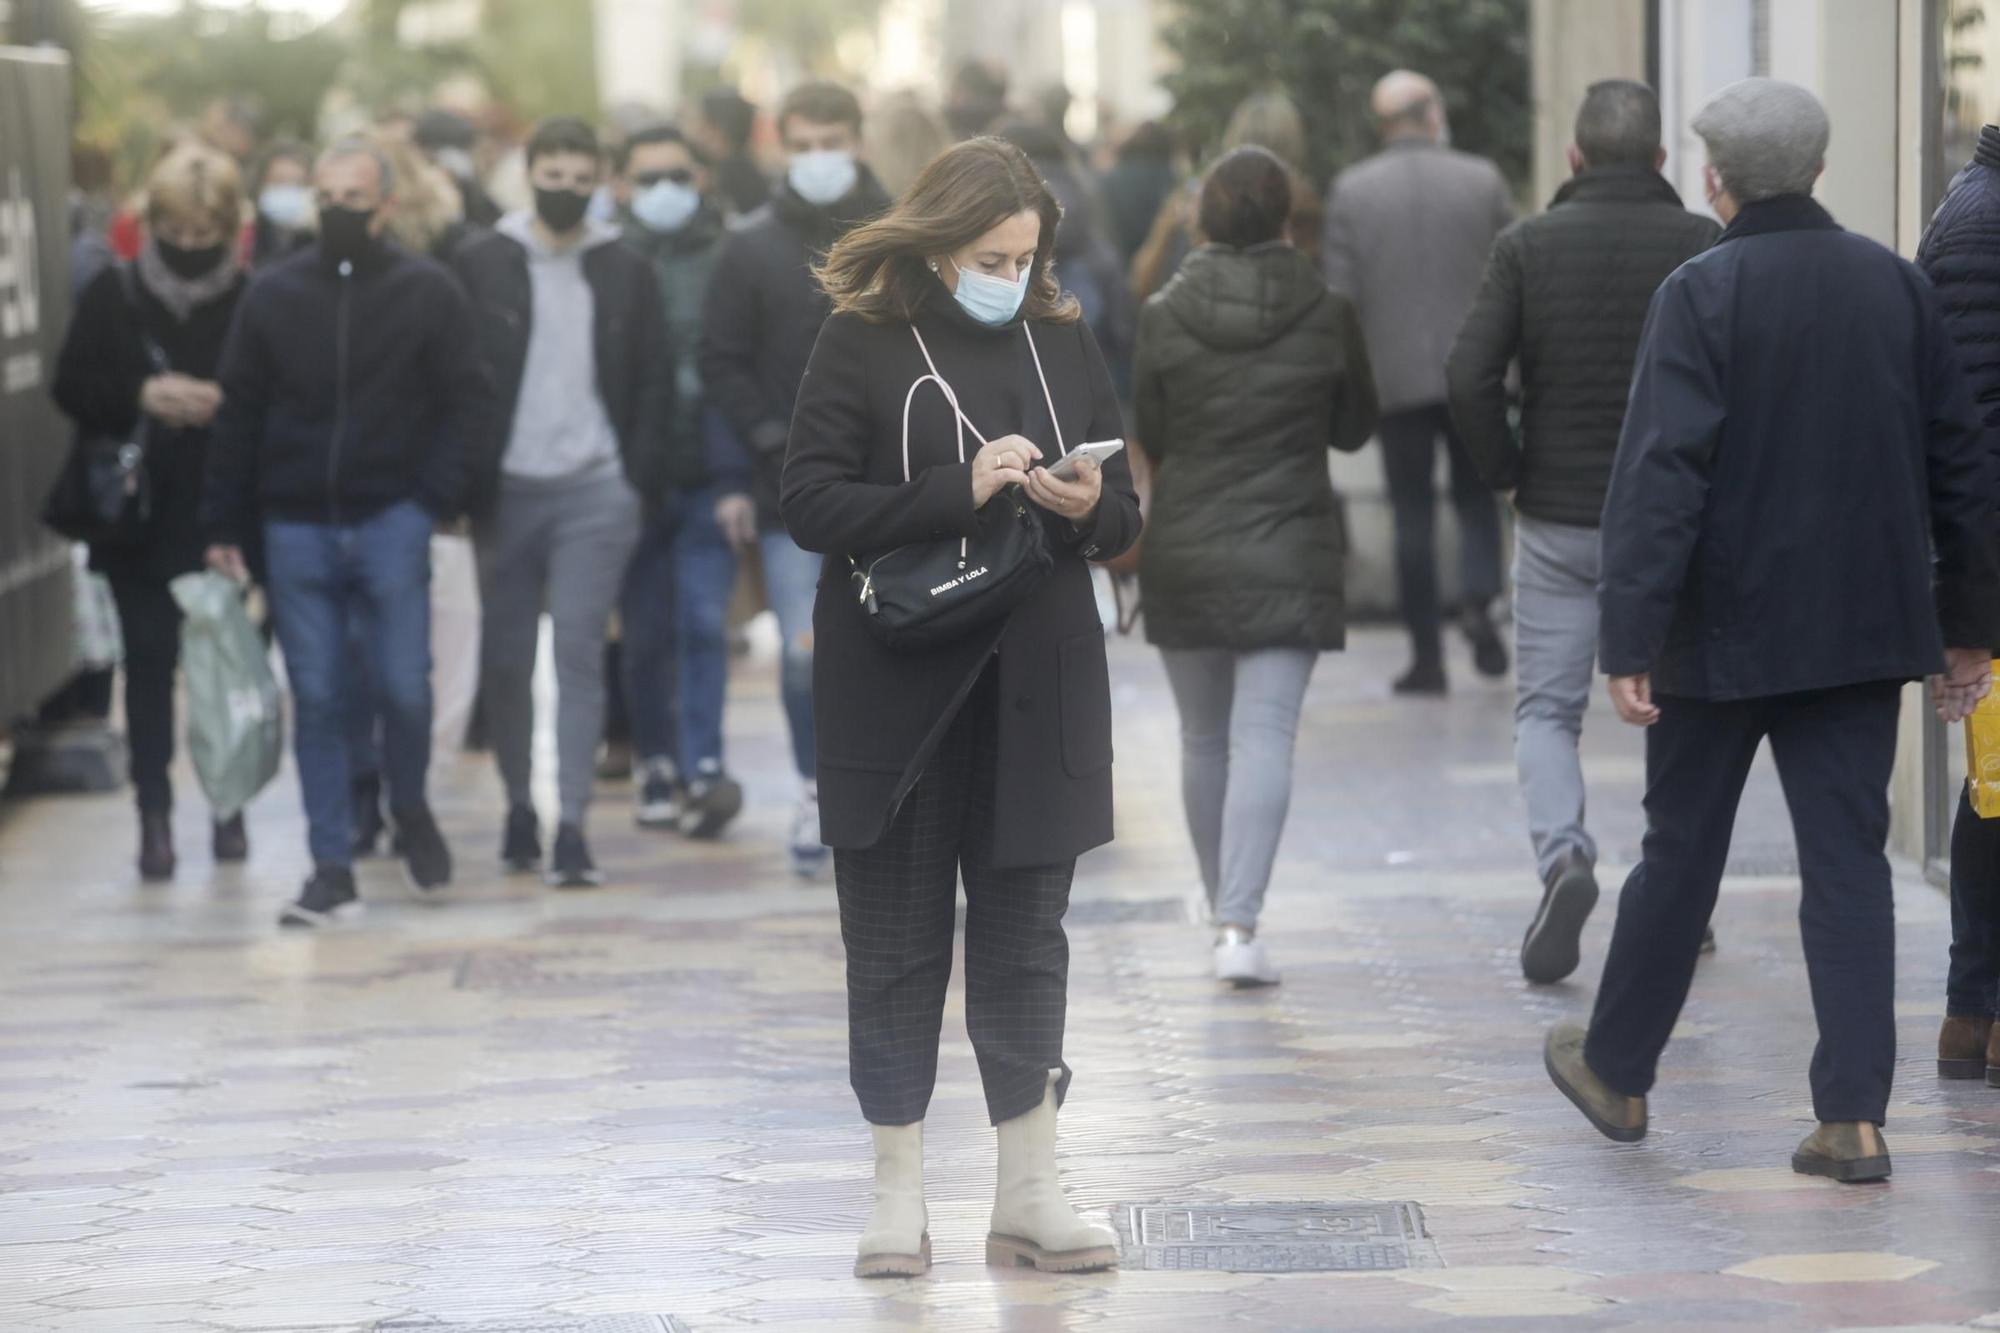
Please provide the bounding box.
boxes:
[42,266,169,547]
[848,325,1064,653]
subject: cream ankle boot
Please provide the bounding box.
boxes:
[855,1121,929,1278]
[985,1072,1120,1273]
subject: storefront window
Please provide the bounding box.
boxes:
[1938,1,2000,199]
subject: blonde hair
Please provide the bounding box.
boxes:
[145,144,243,236]
[370,130,464,255]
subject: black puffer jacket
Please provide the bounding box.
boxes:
[1133,243,1378,651]
[1446,167,1719,527]
[1918,125,2000,631]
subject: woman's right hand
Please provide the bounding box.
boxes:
[139,374,223,429]
[970,434,1042,509]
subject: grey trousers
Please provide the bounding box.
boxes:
[475,469,642,825]
[1160,647,1318,931]
[1513,514,1601,881]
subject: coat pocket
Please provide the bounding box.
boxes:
[1057,630,1114,778]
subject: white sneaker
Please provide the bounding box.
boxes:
[634,758,681,829]
[790,789,827,879]
[1214,927,1279,988]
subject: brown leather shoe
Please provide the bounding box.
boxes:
[1544,1025,1647,1142]
[138,812,174,882]
[1792,1121,1891,1183]
[1940,1014,1995,1079]
[212,813,248,863]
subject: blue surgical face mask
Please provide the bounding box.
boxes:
[258,182,314,231]
[948,256,1031,327]
[788,149,858,206]
[632,178,701,234]
[585,185,618,226]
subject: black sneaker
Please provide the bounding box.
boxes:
[502,804,542,873]
[393,804,452,892]
[279,865,360,928]
[635,759,682,829]
[680,766,744,840]
[548,822,603,888]
[351,773,386,857]
[1463,604,1510,678]
[1521,851,1600,985]
[1393,660,1447,696]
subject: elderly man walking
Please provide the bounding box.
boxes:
[1323,70,1516,695]
[1448,81,1719,984]
[1543,79,2000,1182]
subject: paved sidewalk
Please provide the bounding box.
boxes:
[0,628,1995,1331]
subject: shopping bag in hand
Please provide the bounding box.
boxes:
[170,571,283,820]
[1966,662,2000,818]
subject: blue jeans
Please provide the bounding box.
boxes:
[265,501,434,868]
[621,487,738,774]
[760,531,818,779]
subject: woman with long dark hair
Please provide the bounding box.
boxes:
[54,144,253,881]
[782,137,1141,1279]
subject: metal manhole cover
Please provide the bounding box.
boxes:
[1113,1201,1443,1272]
[375,1318,688,1333]
[1065,897,1186,926]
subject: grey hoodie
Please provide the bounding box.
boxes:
[497,212,623,483]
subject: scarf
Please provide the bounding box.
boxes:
[135,236,242,324]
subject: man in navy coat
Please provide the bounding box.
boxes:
[1543,79,2000,1182]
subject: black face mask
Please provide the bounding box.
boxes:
[318,205,379,268]
[156,239,229,279]
[533,186,592,234]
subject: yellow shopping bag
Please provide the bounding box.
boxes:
[1967,663,2000,818]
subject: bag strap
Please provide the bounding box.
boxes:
[902,323,1069,484]
[116,263,172,375]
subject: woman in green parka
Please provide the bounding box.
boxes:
[1133,145,1379,988]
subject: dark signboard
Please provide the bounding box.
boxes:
[0,48,75,725]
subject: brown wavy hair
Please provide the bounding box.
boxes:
[818,136,1079,325]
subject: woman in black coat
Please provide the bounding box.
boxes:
[53,144,251,882]
[1133,147,1378,988]
[781,137,1140,1280]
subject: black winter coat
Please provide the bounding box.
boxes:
[781,296,1142,867]
[1447,167,1720,527]
[1600,196,2000,699]
[54,263,246,584]
[1918,124,2000,651]
[1133,243,1377,651]
[204,241,487,546]
[699,172,891,529]
[450,223,676,512]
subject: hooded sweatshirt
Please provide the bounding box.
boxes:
[496,212,623,484]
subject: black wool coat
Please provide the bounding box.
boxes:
[1600,195,2000,698]
[54,263,246,584]
[1447,167,1720,527]
[781,294,1142,867]
[1133,242,1377,651]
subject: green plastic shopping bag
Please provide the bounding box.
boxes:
[169,572,283,820]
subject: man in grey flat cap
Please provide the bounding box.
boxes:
[1543,78,2000,1182]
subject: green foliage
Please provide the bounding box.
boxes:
[1160,0,1531,189]
[733,0,885,76]
[471,0,600,122]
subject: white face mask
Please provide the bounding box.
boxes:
[948,256,1030,326]
[788,149,858,207]
[632,179,701,234]
[258,183,314,231]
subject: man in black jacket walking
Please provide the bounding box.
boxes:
[204,139,487,926]
[698,80,890,877]
[1918,122,2000,1090]
[452,117,674,889]
[1542,80,2000,1182]
[1448,81,1719,986]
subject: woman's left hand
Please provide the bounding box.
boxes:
[1023,456,1101,525]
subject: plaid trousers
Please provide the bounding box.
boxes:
[835,665,1077,1126]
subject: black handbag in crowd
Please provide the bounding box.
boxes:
[849,325,1065,653]
[41,266,168,547]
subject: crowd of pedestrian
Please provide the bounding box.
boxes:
[43,54,2000,1271]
